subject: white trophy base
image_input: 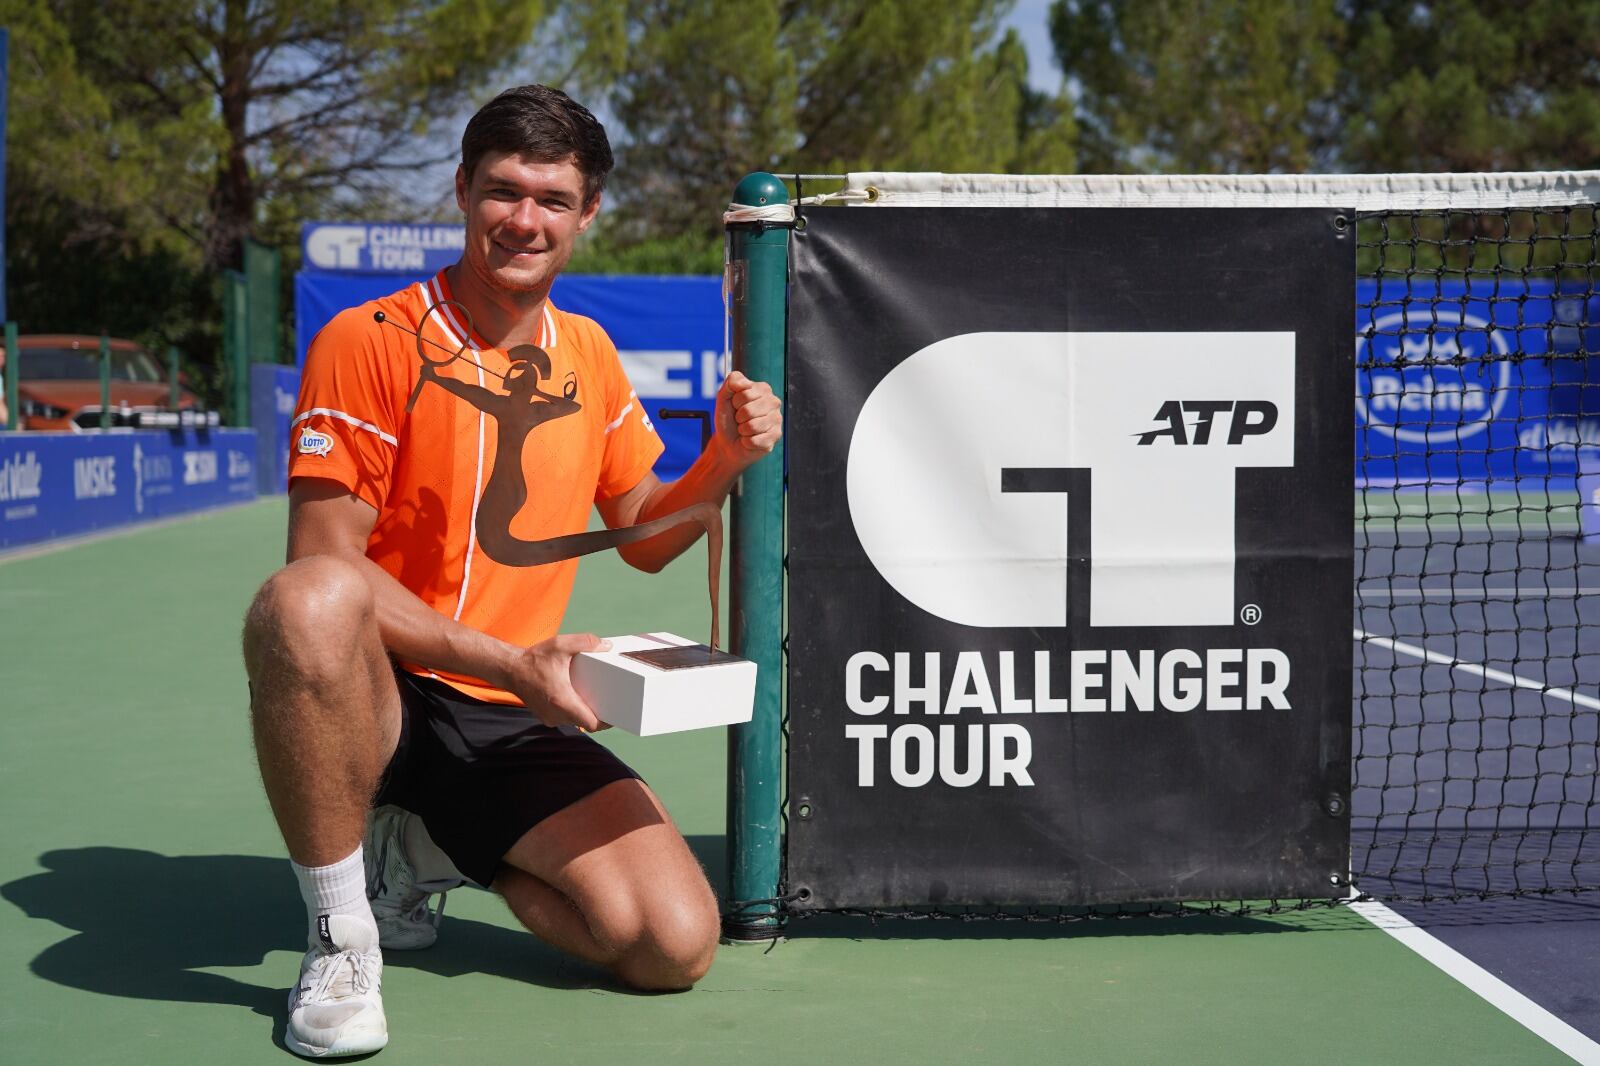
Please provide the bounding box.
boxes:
[571,632,756,736]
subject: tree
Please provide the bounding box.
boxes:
[40,0,551,273]
[1048,0,1600,175]
[1049,0,1345,174]
[1339,0,1600,172]
[557,0,1077,242]
[3,0,556,395]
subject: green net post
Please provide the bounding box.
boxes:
[4,322,18,430]
[98,333,110,430]
[723,173,791,942]
[168,346,181,408]
[224,269,249,426]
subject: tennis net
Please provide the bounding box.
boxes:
[1351,195,1599,902]
[764,172,1600,917]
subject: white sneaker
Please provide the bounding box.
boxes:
[285,914,387,1059]
[365,805,459,950]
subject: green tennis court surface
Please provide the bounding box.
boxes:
[1359,488,1584,534]
[0,500,1583,1064]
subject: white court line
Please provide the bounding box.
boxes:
[1348,898,1600,1064]
[1353,628,1600,712]
[1358,587,1600,600]
[1353,627,1600,1060]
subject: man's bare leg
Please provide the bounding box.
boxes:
[495,779,719,990]
[242,555,400,1058]
[244,555,402,865]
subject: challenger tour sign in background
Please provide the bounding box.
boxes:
[785,207,1354,909]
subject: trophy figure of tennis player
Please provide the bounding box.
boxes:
[374,301,749,728]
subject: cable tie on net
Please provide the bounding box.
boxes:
[723,889,807,916]
[794,190,875,207]
[723,203,797,226]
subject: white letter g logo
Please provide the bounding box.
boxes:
[845,333,1295,629]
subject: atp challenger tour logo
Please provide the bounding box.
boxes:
[848,332,1295,629]
[839,332,1298,789]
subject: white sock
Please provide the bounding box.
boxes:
[291,847,377,950]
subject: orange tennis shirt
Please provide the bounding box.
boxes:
[288,268,664,704]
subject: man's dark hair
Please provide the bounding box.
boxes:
[460,85,614,204]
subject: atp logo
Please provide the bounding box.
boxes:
[1136,400,1278,446]
[847,332,1295,629]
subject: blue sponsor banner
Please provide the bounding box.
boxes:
[294,269,723,480]
[0,428,258,551]
[555,275,724,480]
[294,271,411,368]
[1356,278,1600,486]
[301,222,464,275]
[250,363,301,494]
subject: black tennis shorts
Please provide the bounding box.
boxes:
[375,668,643,887]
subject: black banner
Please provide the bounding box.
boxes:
[786,207,1353,909]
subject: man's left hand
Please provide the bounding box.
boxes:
[713,371,782,466]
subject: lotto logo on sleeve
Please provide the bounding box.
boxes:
[297,429,334,456]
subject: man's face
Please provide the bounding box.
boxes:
[455,151,600,296]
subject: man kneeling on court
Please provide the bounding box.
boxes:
[242,85,782,1059]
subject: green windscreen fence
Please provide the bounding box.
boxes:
[222,239,283,426]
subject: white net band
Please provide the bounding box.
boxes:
[843,171,1600,210]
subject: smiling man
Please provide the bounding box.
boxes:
[242,85,782,1059]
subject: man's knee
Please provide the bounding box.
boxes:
[243,555,376,685]
[613,893,720,991]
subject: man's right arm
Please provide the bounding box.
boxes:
[287,477,608,731]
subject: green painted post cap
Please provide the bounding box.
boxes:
[733,172,788,208]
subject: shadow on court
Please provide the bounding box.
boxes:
[0,846,628,1041]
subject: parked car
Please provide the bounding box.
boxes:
[2,334,213,431]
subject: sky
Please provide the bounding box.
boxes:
[1001,0,1060,94]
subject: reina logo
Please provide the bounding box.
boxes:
[73,456,117,499]
[847,332,1295,629]
[0,452,44,502]
[227,450,253,479]
[1356,306,1509,444]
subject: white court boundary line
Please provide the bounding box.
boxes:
[1354,628,1600,712]
[1351,629,1600,1062]
[1348,898,1600,1064]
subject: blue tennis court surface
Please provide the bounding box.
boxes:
[1354,507,1600,1042]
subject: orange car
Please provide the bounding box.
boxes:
[2,334,211,431]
